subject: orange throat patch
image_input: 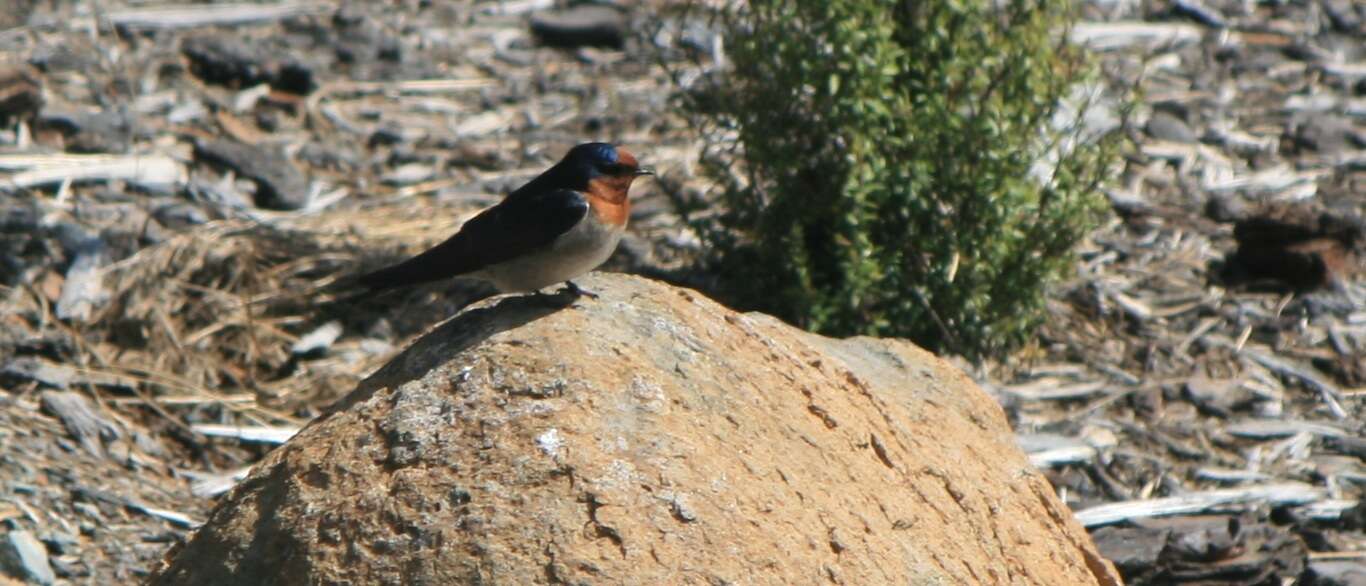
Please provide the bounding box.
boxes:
[586,177,633,227]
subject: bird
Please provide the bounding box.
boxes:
[348,142,652,299]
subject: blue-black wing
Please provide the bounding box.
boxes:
[354,188,589,292]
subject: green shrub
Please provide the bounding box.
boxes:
[675,0,1122,360]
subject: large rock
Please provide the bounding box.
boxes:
[151,274,1119,585]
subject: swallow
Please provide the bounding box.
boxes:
[351,142,652,297]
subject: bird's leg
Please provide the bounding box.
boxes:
[559,281,599,299]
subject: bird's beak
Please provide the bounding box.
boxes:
[633,167,655,176]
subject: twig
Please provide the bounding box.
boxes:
[191,424,300,444]
[125,501,201,528]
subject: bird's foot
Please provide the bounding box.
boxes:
[558,281,599,299]
[527,282,597,307]
[529,289,571,308]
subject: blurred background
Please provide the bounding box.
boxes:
[0,0,1362,583]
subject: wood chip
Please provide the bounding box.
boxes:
[0,154,184,192]
[1075,482,1329,527]
[39,391,121,458]
[55,247,109,323]
[1069,22,1204,50]
[1002,380,1109,401]
[1029,445,1098,467]
[1226,419,1352,439]
[1194,467,1274,483]
[1208,337,1349,419]
[107,2,326,31]
[1292,499,1361,521]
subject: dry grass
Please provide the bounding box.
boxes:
[7,199,486,437]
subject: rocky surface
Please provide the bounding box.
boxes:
[0,0,1361,583]
[149,274,1118,585]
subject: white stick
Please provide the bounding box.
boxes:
[107,2,326,31]
[2,154,183,191]
[1075,482,1328,527]
[192,424,300,444]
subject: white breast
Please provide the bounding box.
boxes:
[473,215,624,292]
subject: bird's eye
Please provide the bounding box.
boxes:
[599,163,624,175]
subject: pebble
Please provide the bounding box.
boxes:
[0,530,56,585]
[1293,114,1364,155]
[1145,111,1198,143]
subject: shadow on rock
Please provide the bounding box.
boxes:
[322,290,578,416]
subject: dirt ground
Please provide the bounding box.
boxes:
[0,0,1362,584]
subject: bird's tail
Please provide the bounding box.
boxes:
[235,274,366,311]
[236,236,469,312]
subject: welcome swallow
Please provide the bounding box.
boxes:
[353,143,652,296]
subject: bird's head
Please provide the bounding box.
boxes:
[556,143,653,199]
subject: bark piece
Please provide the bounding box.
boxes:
[1221,203,1365,290]
[0,66,43,124]
[193,139,310,210]
[39,390,122,458]
[530,6,627,49]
